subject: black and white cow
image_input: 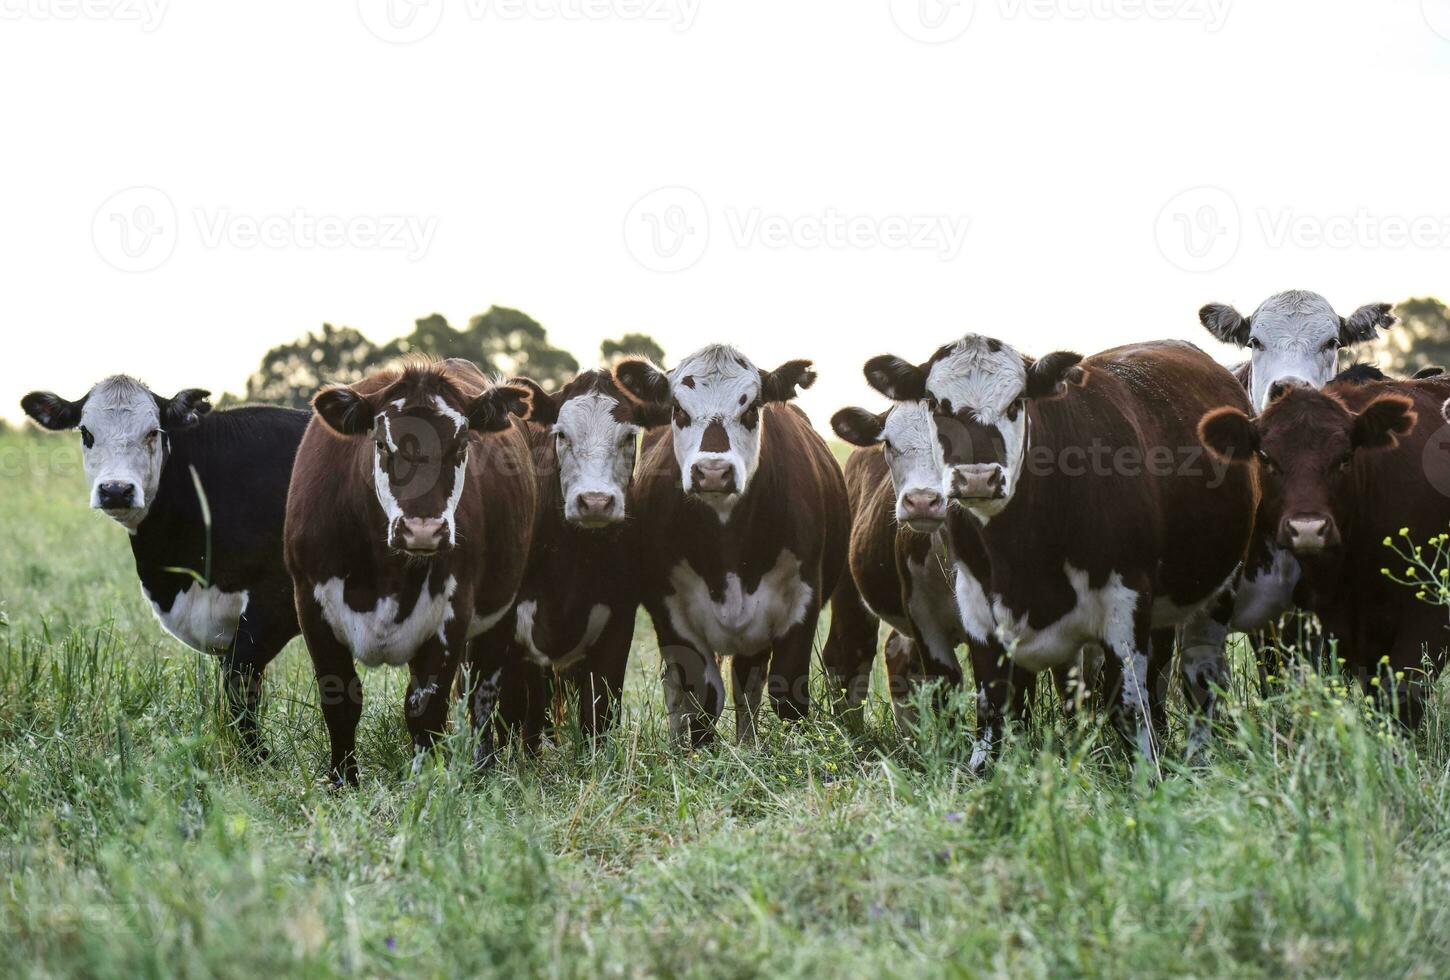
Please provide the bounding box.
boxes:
[613,345,851,745]
[21,376,308,757]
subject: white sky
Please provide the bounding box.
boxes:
[3,0,1449,429]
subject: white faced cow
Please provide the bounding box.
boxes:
[21,376,309,759]
[614,345,851,745]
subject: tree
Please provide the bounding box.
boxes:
[600,332,666,366]
[391,307,579,391]
[235,323,396,410]
[1364,297,1450,375]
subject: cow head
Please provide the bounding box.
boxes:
[832,402,948,533]
[314,364,530,557]
[1199,385,1415,556]
[1199,290,1394,413]
[515,370,658,528]
[614,345,815,521]
[865,336,1083,522]
[21,376,210,531]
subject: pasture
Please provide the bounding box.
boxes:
[3,425,1450,978]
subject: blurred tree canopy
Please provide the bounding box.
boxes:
[1366,297,1450,375]
[600,332,666,366]
[231,306,582,409]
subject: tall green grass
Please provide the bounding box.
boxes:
[3,428,1450,977]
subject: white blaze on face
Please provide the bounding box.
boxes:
[372,399,469,547]
[1245,292,1342,412]
[76,376,167,530]
[878,402,947,520]
[554,391,637,522]
[669,345,766,519]
[925,336,1029,519]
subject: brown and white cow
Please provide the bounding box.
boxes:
[1199,371,1450,726]
[613,345,850,745]
[865,338,1259,764]
[284,359,537,786]
[471,370,649,749]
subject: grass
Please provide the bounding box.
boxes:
[3,427,1450,978]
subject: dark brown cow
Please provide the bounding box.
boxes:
[474,370,647,748]
[284,359,537,785]
[865,337,1258,764]
[613,345,850,745]
[1199,371,1450,725]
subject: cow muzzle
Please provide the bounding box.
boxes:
[393,517,449,555]
[948,464,1007,502]
[689,459,737,496]
[898,490,946,532]
[1278,514,1339,555]
[571,491,621,528]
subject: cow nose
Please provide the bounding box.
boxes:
[96,481,136,510]
[1280,515,1335,554]
[949,464,1006,501]
[574,492,618,524]
[900,490,946,530]
[690,459,737,494]
[397,517,447,553]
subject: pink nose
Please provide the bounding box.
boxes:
[690,459,736,494]
[396,517,447,553]
[574,492,617,523]
[950,465,1005,500]
[900,490,946,528]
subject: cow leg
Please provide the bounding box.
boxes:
[220,609,289,762]
[577,606,634,739]
[467,613,546,767]
[1100,589,1158,764]
[767,600,821,725]
[967,639,1019,772]
[298,599,361,788]
[404,627,463,774]
[820,574,878,718]
[1149,627,1176,743]
[1180,603,1231,759]
[659,639,725,748]
[883,631,920,727]
[732,652,769,744]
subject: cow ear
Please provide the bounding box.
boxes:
[630,401,674,429]
[1351,395,1416,450]
[761,359,816,403]
[313,385,374,436]
[613,358,671,407]
[831,407,885,447]
[160,388,211,429]
[1340,303,1395,346]
[1199,303,1250,347]
[1198,407,1259,463]
[20,391,84,430]
[505,377,555,424]
[863,355,927,401]
[468,384,531,433]
[1024,351,1084,399]
[1413,365,1444,380]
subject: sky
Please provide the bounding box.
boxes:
[2,0,1449,430]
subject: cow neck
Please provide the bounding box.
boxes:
[128,422,209,586]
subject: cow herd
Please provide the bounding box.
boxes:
[19,289,1450,785]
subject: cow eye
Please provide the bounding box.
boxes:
[555,430,569,445]
[1006,401,1022,422]
[1338,451,1353,471]
[79,426,94,449]
[672,403,691,428]
[1258,451,1280,475]
[144,429,160,444]
[1322,339,1341,353]
[741,404,760,429]
[1249,338,1265,351]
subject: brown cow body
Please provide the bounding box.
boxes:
[285,360,537,785]
[615,346,850,745]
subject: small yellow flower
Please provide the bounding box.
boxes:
[1401,527,1411,537]
[1381,655,1392,664]
[1125,816,1137,829]
[1383,536,1393,547]
[1395,671,1405,681]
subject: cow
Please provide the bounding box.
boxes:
[21,376,307,759]
[1199,370,1450,727]
[476,369,647,747]
[611,345,850,746]
[863,337,1259,765]
[284,358,537,786]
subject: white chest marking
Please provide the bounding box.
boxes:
[1231,548,1301,632]
[951,560,996,646]
[469,595,515,638]
[514,600,611,670]
[313,575,457,668]
[904,546,965,669]
[990,564,1141,672]
[144,581,248,655]
[663,550,813,658]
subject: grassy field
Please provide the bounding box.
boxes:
[3,427,1450,978]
